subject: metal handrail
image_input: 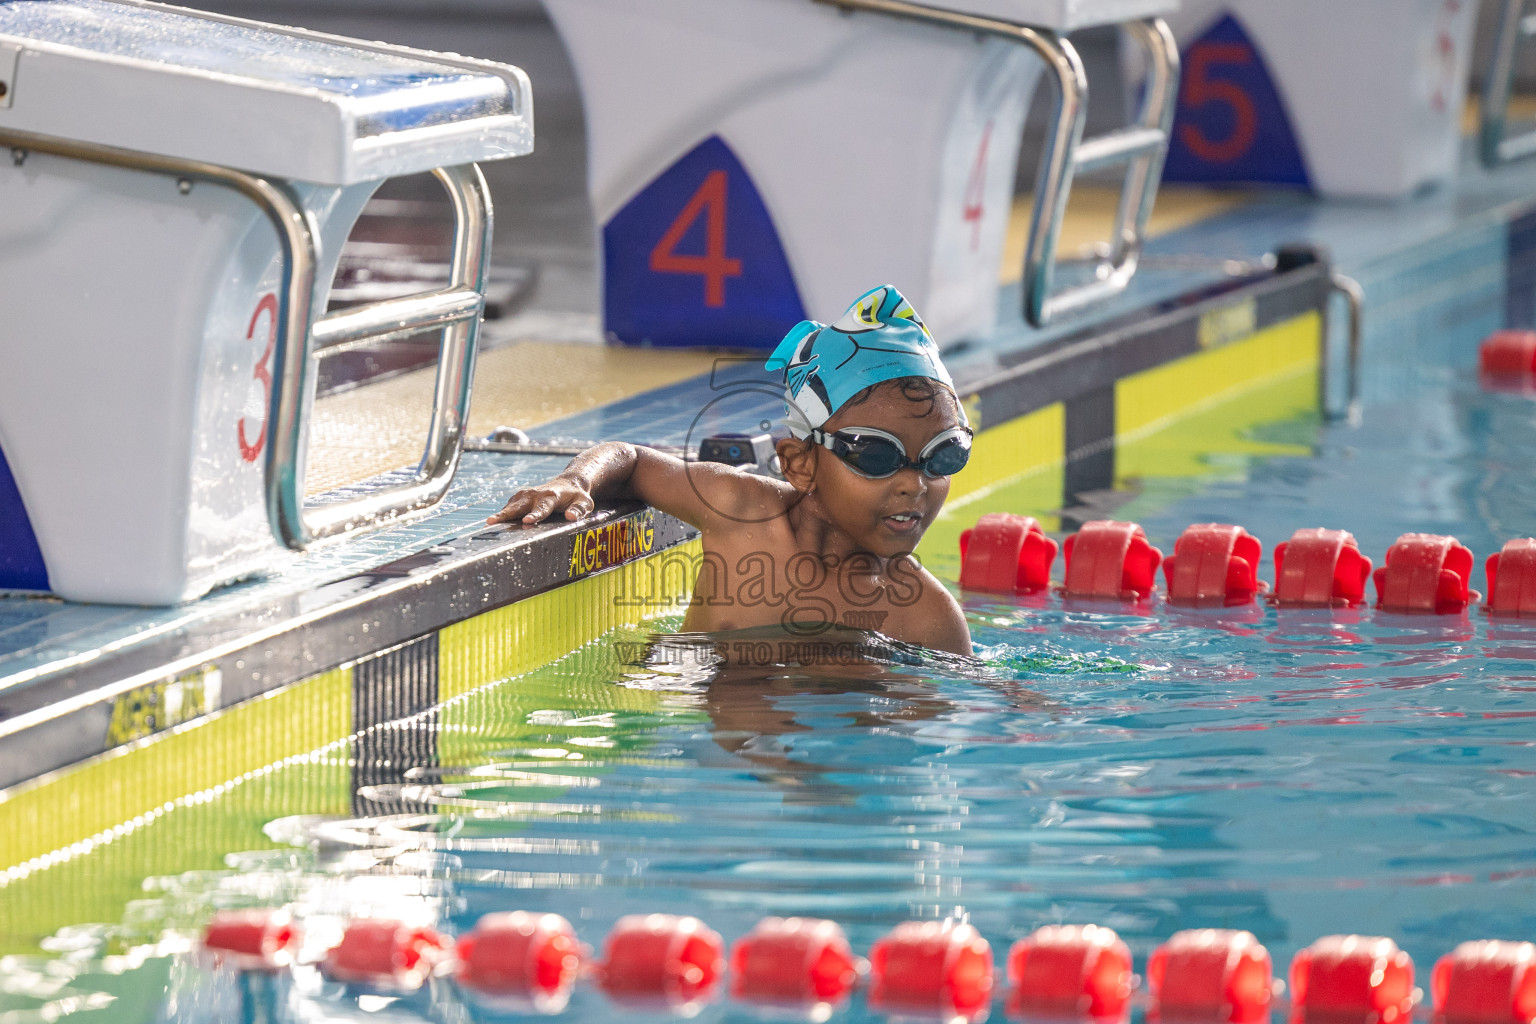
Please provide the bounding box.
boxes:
[1327,272,1364,425]
[1030,18,1177,324]
[812,0,1179,326]
[0,125,493,552]
[1482,0,1536,165]
[313,286,483,355]
[280,164,493,546]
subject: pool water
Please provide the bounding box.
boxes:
[8,337,1536,1019]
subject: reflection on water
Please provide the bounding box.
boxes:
[6,606,1535,1022]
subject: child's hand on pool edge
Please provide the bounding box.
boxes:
[487,474,595,526]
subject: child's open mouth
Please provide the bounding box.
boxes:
[882,512,923,533]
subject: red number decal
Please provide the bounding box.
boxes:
[649,170,742,307]
[1178,42,1258,164]
[237,292,278,463]
[962,120,993,251]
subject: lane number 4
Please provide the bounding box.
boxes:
[649,170,742,308]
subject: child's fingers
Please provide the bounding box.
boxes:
[487,485,593,526]
[486,490,538,525]
[522,493,560,523]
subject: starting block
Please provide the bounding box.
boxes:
[543,0,1178,346]
[1147,0,1476,197]
[0,0,532,603]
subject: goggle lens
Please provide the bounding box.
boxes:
[922,437,971,476]
[843,437,904,477]
[827,429,971,478]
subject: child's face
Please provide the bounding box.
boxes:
[808,385,966,558]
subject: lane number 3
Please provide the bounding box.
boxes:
[237,292,277,463]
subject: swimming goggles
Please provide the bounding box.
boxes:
[809,425,973,479]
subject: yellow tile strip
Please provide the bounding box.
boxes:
[437,537,702,705]
[0,667,352,951]
[0,667,353,879]
[1115,311,1320,443]
[946,403,1066,509]
[916,309,1322,575]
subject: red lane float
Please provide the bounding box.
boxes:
[960,513,1059,594]
[1480,330,1536,380]
[1147,929,1272,1022]
[598,913,725,1009]
[1063,520,1163,600]
[1008,923,1133,1019]
[869,920,994,1020]
[1432,940,1536,1024]
[1272,529,1373,607]
[729,916,861,1009]
[322,919,450,991]
[203,908,301,971]
[1372,533,1477,614]
[1486,539,1536,617]
[1163,524,1266,606]
[455,911,583,1012]
[1289,935,1414,1024]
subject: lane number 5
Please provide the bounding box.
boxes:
[1179,42,1258,165]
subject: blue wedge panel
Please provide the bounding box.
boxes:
[0,443,49,592]
[1162,14,1312,190]
[603,135,806,349]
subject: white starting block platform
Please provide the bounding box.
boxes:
[912,0,1177,29]
[0,0,532,605]
[0,0,531,183]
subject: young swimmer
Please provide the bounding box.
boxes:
[487,285,974,656]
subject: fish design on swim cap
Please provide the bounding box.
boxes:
[764,285,957,438]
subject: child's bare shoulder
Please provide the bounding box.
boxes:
[886,557,970,655]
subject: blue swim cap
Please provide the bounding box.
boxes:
[764,285,957,438]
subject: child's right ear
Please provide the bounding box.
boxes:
[776,436,816,493]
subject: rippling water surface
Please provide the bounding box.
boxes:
[36,595,1534,1023]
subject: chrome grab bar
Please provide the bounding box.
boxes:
[1327,272,1364,425]
[812,0,1179,326]
[1071,124,1168,173]
[1026,18,1177,325]
[313,285,484,355]
[274,163,492,548]
[0,125,493,552]
[1482,0,1536,165]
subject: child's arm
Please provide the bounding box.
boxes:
[487,441,783,529]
